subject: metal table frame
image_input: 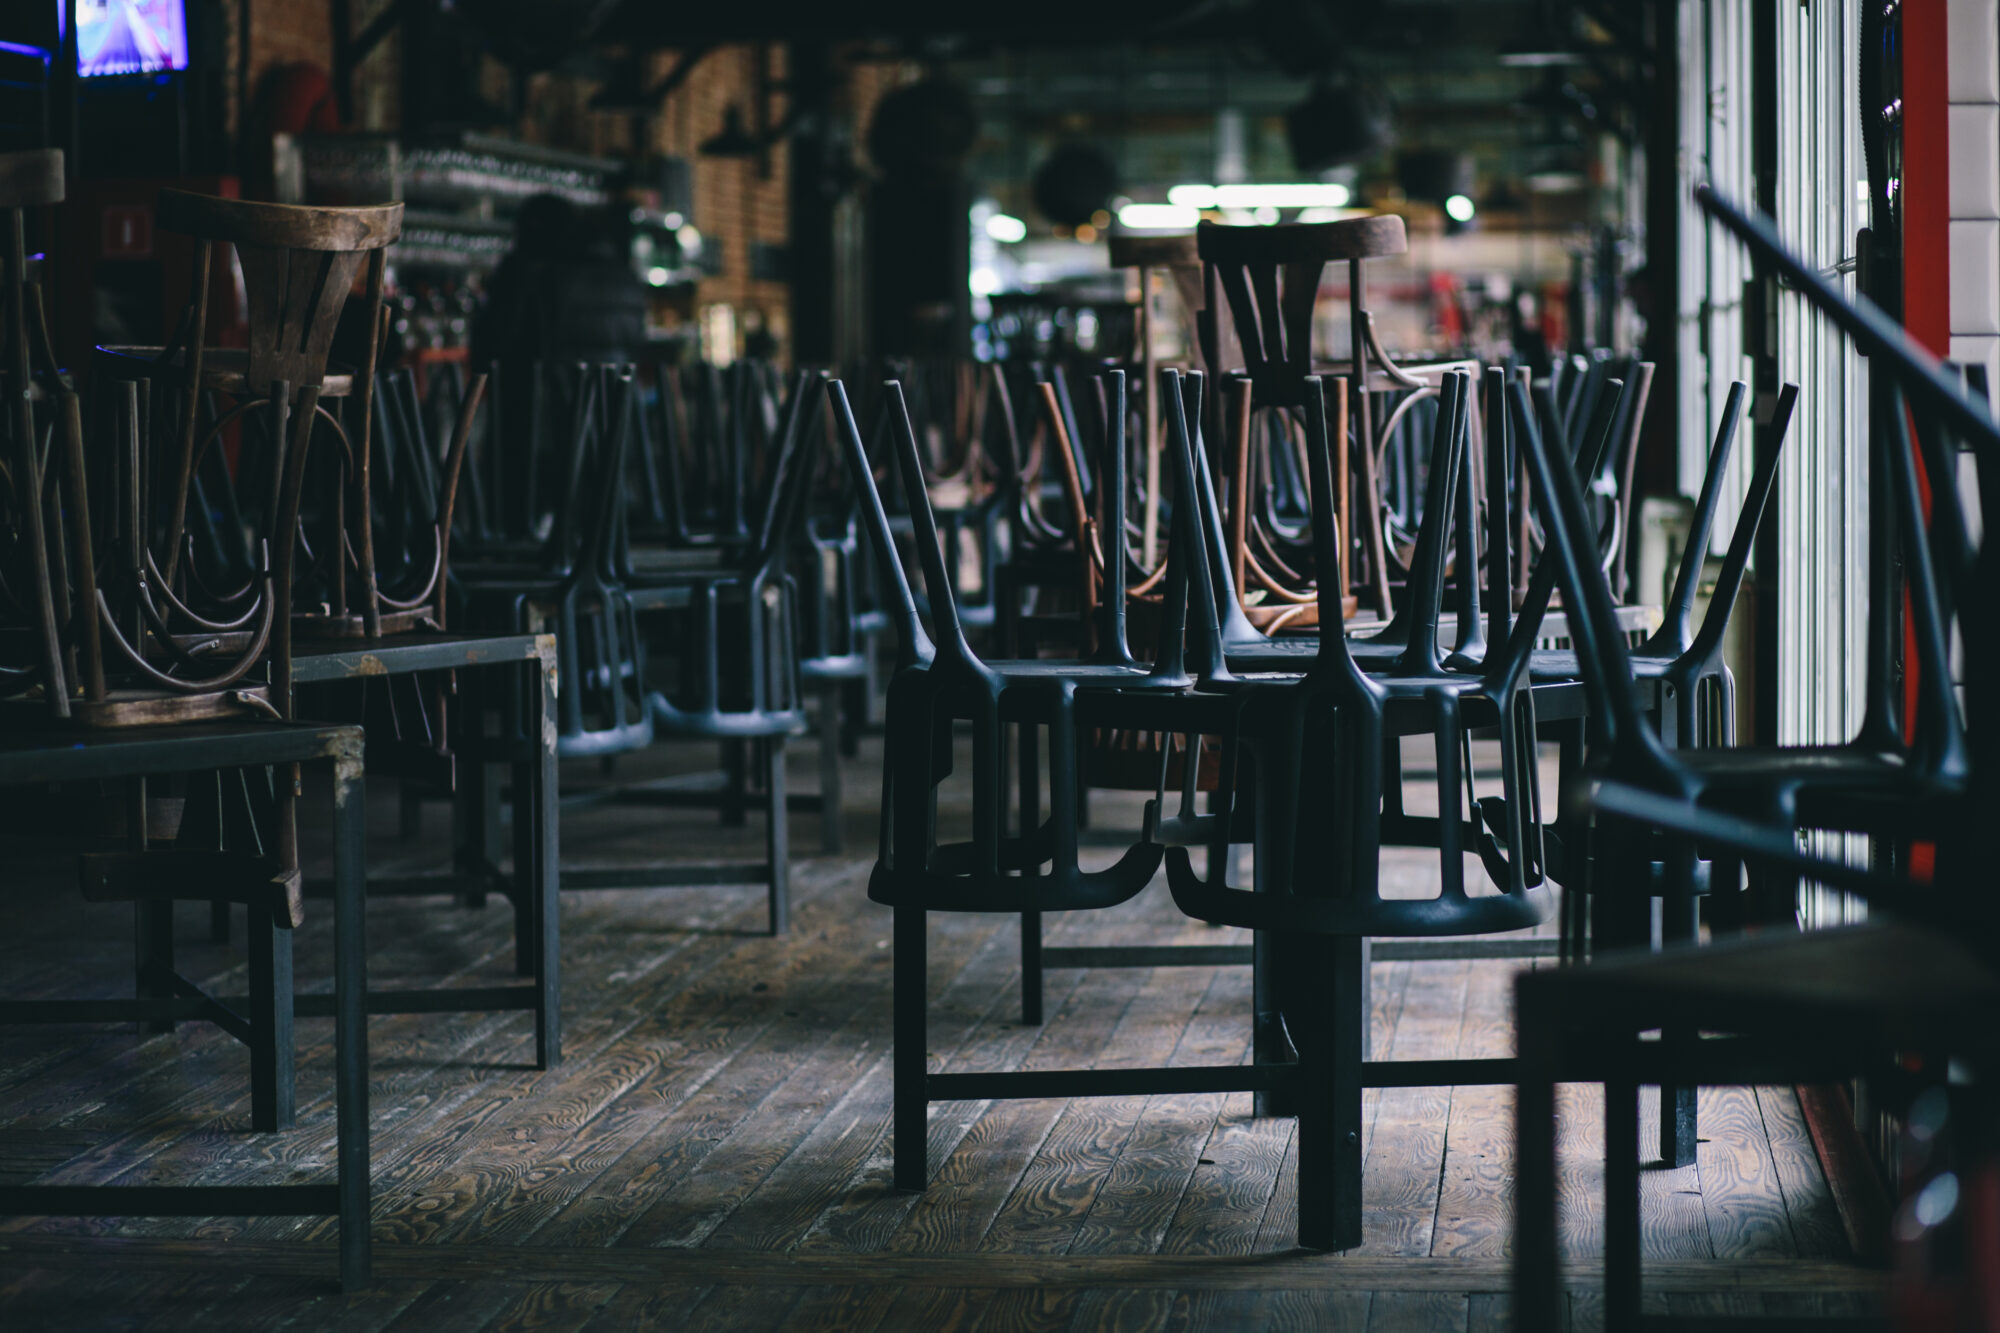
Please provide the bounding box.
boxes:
[290,632,560,1067]
[1513,921,2000,1327]
[0,721,370,1290]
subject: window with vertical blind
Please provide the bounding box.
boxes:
[1677,0,1868,927]
[1772,0,1870,929]
[1676,0,1754,520]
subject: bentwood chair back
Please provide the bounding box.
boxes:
[0,148,68,717]
[79,192,401,727]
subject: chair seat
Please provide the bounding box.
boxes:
[1526,648,1676,683]
[625,545,744,574]
[94,345,355,398]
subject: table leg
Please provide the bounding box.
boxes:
[530,648,561,1067]
[453,665,491,912]
[1605,1069,1642,1327]
[1513,987,1562,1328]
[247,895,296,1132]
[130,779,175,1035]
[1298,934,1365,1250]
[332,752,371,1293]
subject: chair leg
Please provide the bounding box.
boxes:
[1019,911,1043,1025]
[893,904,928,1191]
[247,896,296,1132]
[722,739,749,827]
[764,737,789,936]
[817,679,843,854]
[841,674,865,757]
[208,900,231,944]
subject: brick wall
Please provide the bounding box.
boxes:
[220,13,836,357]
[227,0,400,140]
[649,45,792,353]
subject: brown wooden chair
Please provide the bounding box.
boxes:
[0,167,359,1137]
[87,190,404,726]
[1196,215,1481,617]
[0,148,70,718]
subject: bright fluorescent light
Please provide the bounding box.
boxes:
[646,266,670,286]
[1524,172,1587,194]
[969,266,1003,296]
[1168,182,1351,210]
[985,213,1028,243]
[1118,203,1201,230]
[1444,194,1477,223]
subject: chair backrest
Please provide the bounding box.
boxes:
[748,369,828,576]
[884,381,978,665]
[1476,376,1629,690]
[1648,381,1747,655]
[1682,384,1796,674]
[1387,372,1471,677]
[156,191,400,397]
[1093,369,1134,667]
[827,380,934,671]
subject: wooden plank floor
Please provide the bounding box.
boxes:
[0,736,1886,1331]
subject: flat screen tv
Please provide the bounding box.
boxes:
[67,0,189,78]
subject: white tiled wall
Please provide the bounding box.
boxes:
[1949,0,2000,388]
[1948,1,1999,694]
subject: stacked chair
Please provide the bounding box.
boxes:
[836,200,1818,1255]
[445,356,871,934]
[0,158,376,1287]
[1512,185,2000,1325]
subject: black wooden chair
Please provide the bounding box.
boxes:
[829,369,1241,1199]
[458,365,655,759]
[623,370,822,934]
